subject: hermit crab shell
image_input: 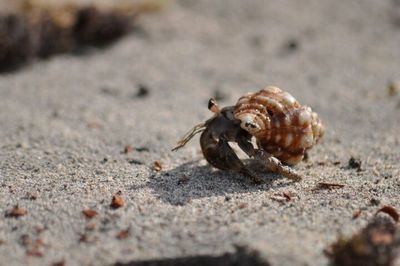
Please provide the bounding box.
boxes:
[234,86,324,165]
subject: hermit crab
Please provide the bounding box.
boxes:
[173,86,324,183]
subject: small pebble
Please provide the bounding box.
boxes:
[111,195,124,208]
[82,209,98,219]
[153,160,162,171]
[5,206,27,218]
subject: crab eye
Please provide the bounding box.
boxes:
[208,98,220,113]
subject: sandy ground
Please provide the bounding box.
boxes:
[1,0,400,265]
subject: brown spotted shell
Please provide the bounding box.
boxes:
[234,86,324,165]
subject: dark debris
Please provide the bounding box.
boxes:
[134,84,150,98]
[115,246,270,266]
[0,15,33,72]
[326,217,400,266]
[370,198,381,206]
[5,206,27,218]
[127,159,145,165]
[0,4,136,73]
[348,157,362,171]
[313,182,345,191]
[284,38,299,52]
[51,260,66,266]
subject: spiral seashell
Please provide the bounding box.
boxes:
[234,86,324,165]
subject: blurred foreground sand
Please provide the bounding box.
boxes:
[0,0,399,265]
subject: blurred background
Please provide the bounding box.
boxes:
[0,0,400,265]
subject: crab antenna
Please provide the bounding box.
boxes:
[208,98,220,113]
[172,123,206,151]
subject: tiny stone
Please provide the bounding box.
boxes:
[82,209,98,218]
[116,229,129,240]
[123,145,133,154]
[111,195,124,208]
[5,206,27,218]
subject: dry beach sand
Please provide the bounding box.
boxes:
[1,0,400,265]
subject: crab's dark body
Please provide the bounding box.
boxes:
[199,107,253,175]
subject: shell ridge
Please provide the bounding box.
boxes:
[234,87,324,165]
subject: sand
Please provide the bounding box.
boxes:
[0,0,400,265]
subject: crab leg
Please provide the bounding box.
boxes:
[236,136,302,181]
[254,150,303,181]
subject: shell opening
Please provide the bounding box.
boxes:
[237,113,262,135]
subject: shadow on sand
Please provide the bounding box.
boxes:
[140,160,289,206]
[115,246,270,266]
